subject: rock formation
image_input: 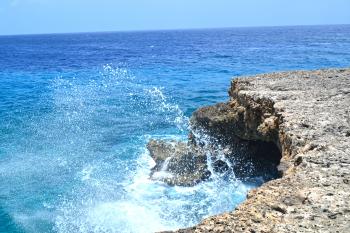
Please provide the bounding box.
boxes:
[165,68,350,232]
[147,139,210,186]
[147,119,282,186]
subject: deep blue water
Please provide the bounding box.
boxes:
[0,25,350,233]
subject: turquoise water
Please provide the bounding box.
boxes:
[1,25,350,233]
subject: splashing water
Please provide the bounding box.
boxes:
[0,65,259,233]
[1,26,350,233]
[51,66,258,233]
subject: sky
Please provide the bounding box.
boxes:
[0,0,350,35]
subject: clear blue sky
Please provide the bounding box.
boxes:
[1,0,349,35]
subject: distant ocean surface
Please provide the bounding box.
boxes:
[0,25,350,233]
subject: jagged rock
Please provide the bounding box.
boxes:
[169,68,350,233]
[147,99,282,186]
[147,139,210,186]
[190,99,279,145]
[147,133,281,186]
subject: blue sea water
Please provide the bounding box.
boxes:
[0,25,350,233]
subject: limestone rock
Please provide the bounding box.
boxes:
[167,68,350,233]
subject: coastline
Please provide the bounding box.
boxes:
[163,68,350,232]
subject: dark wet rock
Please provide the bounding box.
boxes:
[147,134,281,186]
[147,91,283,186]
[147,139,209,186]
[212,160,229,173]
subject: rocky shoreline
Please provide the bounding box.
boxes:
[149,68,350,232]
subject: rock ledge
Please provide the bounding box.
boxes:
[170,68,350,233]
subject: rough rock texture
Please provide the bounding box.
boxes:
[147,139,210,186]
[190,103,282,175]
[171,68,350,233]
[147,135,281,186]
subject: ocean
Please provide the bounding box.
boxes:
[0,25,350,233]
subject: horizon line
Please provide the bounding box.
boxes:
[1,23,349,37]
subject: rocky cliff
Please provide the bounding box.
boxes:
[164,68,350,233]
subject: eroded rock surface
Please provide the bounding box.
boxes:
[169,68,350,233]
[147,133,281,186]
[147,139,210,186]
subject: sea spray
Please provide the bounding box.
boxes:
[50,65,256,233]
[2,26,345,232]
[0,64,257,233]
